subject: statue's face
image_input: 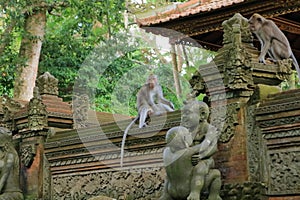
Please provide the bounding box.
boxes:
[181,103,200,131]
[199,106,209,123]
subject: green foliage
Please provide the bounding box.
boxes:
[0,1,25,96]
[39,0,127,100]
[0,0,215,116]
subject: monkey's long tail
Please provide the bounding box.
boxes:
[291,53,300,81]
[120,116,139,167]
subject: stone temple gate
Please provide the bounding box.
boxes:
[0,13,299,200]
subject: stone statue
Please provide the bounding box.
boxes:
[160,100,222,200]
[0,127,24,200]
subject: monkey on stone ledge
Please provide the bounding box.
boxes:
[248,13,300,80]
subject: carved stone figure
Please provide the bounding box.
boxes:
[0,127,24,200]
[160,126,221,200]
[160,100,222,200]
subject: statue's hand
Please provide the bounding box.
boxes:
[191,154,200,166]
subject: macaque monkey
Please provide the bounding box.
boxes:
[120,74,174,167]
[248,13,300,80]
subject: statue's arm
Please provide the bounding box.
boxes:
[199,129,219,159]
[0,153,14,192]
[199,142,218,159]
[189,143,205,156]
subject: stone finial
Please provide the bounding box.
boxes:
[217,13,255,91]
[28,87,48,131]
[36,72,58,95]
[222,13,253,44]
[72,94,90,129]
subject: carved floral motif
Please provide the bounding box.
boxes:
[211,103,240,143]
[221,182,266,200]
[20,144,36,167]
[52,168,165,200]
[269,151,300,194]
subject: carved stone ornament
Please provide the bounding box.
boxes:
[52,168,165,200]
[28,87,48,131]
[211,103,240,143]
[276,58,293,80]
[36,72,59,95]
[21,144,36,167]
[2,95,23,122]
[222,13,253,45]
[269,151,300,195]
[219,13,254,91]
[43,154,51,200]
[72,94,90,129]
[221,182,266,200]
[246,105,263,182]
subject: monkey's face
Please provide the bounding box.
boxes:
[248,14,263,33]
[147,76,157,89]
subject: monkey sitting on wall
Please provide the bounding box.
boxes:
[135,74,174,128]
[248,13,300,80]
[120,74,174,167]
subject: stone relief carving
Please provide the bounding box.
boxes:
[246,105,264,182]
[220,14,254,91]
[28,87,48,131]
[211,103,240,143]
[258,115,300,128]
[264,129,300,140]
[36,72,59,95]
[43,154,51,200]
[276,58,293,80]
[20,144,36,167]
[269,151,300,195]
[72,94,90,129]
[221,182,266,200]
[52,168,165,200]
[2,95,23,122]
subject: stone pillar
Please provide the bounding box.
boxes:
[189,13,292,199]
[19,87,50,199]
[3,72,73,200]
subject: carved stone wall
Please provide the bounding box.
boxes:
[256,89,300,196]
[52,167,165,200]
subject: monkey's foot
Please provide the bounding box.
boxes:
[187,192,200,200]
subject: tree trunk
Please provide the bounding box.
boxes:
[176,44,183,72]
[14,9,46,101]
[171,44,182,97]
